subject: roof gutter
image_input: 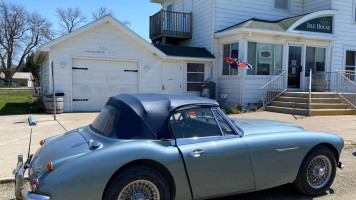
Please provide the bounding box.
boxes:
[215,28,336,41]
[165,56,215,62]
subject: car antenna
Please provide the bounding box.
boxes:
[27,128,32,163]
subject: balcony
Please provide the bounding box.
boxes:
[150,10,192,44]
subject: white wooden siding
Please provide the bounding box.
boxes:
[49,22,162,112]
[40,58,50,101]
[303,0,332,14]
[331,0,356,71]
[214,0,303,33]
[180,0,214,51]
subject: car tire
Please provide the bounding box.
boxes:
[103,165,171,200]
[294,145,337,195]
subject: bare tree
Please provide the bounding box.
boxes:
[91,7,130,26]
[0,1,53,86]
[91,7,113,20]
[56,7,87,34]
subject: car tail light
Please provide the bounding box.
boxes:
[29,154,33,161]
[46,162,53,171]
[40,140,44,146]
[31,179,39,192]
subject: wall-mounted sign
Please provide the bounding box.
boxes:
[294,16,333,34]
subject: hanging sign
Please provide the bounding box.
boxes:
[294,16,333,34]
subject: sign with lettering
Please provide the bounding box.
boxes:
[294,16,333,34]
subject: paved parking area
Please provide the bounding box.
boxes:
[1,111,355,181]
[0,111,355,199]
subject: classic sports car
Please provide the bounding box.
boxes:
[14,93,344,200]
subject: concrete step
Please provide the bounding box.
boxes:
[282,92,338,98]
[311,109,356,116]
[265,106,308,116]
[277,96,343,103]
[270,101,309,109]
[269,101,350,109]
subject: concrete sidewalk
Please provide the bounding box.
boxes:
[0,111,355,181]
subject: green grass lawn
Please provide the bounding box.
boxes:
[0,89,43,115]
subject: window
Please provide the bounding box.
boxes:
[222,42,239,75]
[274,0,290,10]
[212,109,235,135]
[354,1,356,22]
[305,47,326,77]
[187,63,205,91]
[346,50,356,81]
[247,42,283,75]
[170,108,221,139]
[91,105,154,139]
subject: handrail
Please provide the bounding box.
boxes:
[308,69,312,116]
[259,70,287,107]
[334,70,356,109]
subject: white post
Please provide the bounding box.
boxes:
[309,69,312,117]
[51,61,56,121]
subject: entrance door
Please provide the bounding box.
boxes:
[162,62,183,95]
[288,46,303,89]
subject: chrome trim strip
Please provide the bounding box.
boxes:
[276,147,300,152]
[211,108,225,136]
[216,108,244,137]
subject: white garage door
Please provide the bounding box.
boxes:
[72,59,138,112]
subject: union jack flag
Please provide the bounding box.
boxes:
[219,53,253,71]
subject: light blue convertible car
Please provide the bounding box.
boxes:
[14,93,344,200]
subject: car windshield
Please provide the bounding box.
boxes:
[91,104,155,139]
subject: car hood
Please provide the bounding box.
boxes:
[231,118,304,136]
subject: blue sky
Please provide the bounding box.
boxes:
[9,0,162,41]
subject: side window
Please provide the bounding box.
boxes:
[213,110,235,136]
[170,108,222,139]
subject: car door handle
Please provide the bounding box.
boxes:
[189,149,205,158]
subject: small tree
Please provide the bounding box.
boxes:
[56,7,87,34]
[25,53,40,86]
[91,7,113,20]
[0,1,53,86]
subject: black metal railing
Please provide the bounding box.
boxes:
[150,10,192,41]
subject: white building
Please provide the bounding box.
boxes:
[35,16,214,112]
[150,0,356,107]
[0,72,34,87]
[35,0,356,112]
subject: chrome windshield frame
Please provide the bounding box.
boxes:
[215,107,244,137]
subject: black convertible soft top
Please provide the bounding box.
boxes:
[106,93,219,139]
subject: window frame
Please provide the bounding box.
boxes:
[353,0,356,23]
[168,106,242,145]
[186,63,205,92]
[345,50,356,75]
[305,46,327,77]
[221,42,240,76]
[273,0,290,11]
[246,41,284,76]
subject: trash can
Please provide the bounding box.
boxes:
[201,80,216,99]
[45,94,64,114]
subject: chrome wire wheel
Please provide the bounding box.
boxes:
[307,155,332,189]
[118,180,160,200]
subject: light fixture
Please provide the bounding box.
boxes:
[60,61,67,68]
[144,65,151,71]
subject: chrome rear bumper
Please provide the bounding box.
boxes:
[13,155,50,200]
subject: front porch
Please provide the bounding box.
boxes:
[266,92,356,116]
